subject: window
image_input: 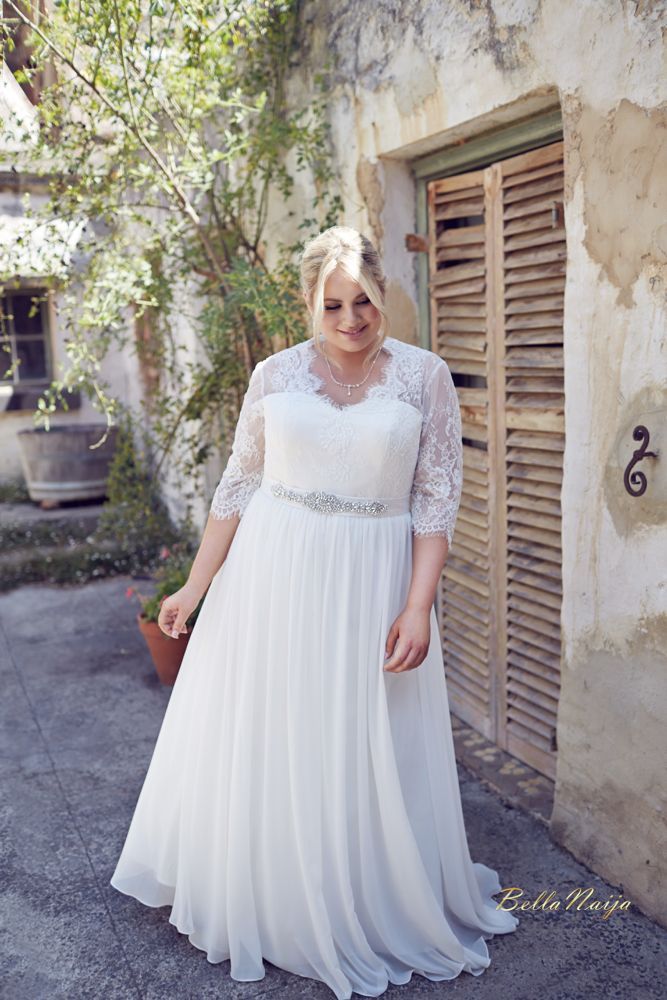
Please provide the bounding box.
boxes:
[1,288,51,385]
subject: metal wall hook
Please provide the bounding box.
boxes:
[623,425,658,497]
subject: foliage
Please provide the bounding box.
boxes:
[0,478,30,503]
[126,542,206,628]
[0,0,342,520]
[92,410,184,574]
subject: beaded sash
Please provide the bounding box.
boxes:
[261,476,411,518]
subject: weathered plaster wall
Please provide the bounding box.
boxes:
[268,0,667,925]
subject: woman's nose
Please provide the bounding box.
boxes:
[341,303,360,322]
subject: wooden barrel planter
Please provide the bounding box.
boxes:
[17,423,119,503]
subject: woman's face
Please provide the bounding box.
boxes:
[308,266,382,354]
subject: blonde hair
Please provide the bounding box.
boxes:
[299,226,389,374]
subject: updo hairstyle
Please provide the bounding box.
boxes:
[299,226,389,374]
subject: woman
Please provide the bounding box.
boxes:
[110,225,519,998]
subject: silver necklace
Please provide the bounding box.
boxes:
[322,339,384,397]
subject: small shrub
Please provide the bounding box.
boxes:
[0,479,30,503]
[94,414,184,576]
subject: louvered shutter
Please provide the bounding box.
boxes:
[427,141,565,779]
[427,171,495,739]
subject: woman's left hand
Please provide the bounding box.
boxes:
[383,605,432,672]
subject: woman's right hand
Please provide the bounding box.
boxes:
[158,583,202,638]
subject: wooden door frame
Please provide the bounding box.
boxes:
[412,107,564,351]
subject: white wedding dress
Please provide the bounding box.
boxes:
[110,334,519,998]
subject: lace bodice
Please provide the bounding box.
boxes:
[210,336,463,543]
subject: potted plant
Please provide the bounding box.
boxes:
[126,544,207,686]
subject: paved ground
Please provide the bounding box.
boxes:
[0,577,664,1000]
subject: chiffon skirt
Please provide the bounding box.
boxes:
[110,482,519,998]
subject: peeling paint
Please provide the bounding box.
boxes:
[578,99,667,308]
[355,156,385,249]
[461,0,540,73]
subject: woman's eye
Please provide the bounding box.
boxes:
[324,299,370,311]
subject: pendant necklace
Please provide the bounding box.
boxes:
[322,339,384,397]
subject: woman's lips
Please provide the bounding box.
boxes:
[338,325,367,336]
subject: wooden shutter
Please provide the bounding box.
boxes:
[428,141,565,779]
[427,171,495,739]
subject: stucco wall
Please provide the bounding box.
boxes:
[268,0,667,925]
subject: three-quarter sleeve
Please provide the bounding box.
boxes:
[410,356,463,545]
[210,359,266,521]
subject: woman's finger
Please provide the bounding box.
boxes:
[158,599,176,634]
[170,611,186,638]
[384,641,413,671]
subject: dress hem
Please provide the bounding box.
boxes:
[110,869,517,1000]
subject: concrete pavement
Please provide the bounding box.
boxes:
[0,578,664,999]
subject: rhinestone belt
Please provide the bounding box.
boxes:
[261,477,411,517]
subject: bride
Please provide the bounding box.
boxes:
[110,225,519,999]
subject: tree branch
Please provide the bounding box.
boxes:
[5,0,228,285]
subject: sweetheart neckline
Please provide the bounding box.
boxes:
[305,336,395,410]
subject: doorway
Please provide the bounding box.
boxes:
[420,137,566,780]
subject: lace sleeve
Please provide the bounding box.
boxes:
[410,356,463,545]
[210,359,266,521]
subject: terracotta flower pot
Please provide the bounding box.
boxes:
[137,612,191,686]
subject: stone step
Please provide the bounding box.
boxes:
[0,537,138,593]
[0,500,106,549]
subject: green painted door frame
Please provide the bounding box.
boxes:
[411,107,564,349]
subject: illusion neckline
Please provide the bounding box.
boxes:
[305,336,395,411]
